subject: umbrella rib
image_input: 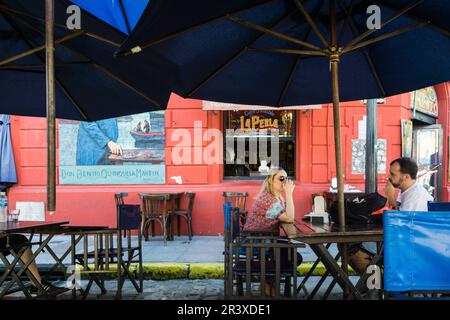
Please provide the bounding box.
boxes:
[0,11,90,121]
[337,0,386,97]
[342,0,425,52]
[2,9,84,67]
[371,0,450,38]
[117,0,132,34]
[0,2,123,48]
[337,0,356,46]
[292,0,330,49]
[5,9,163,112]
[277,0,325,107]
[53,77,91,121]
[226,14,322,51]
[0,61,89,69]
[343,21,428,54]
[330,0,338,48]
[18,15,164,109]
[83,32,121,47]
[0,4,68,30]
[186,9,300,98]
[0,68,45,74]
[0,31,84,67]
[121,0,278,55]
[247,47,326,56]
[277,58,302,107]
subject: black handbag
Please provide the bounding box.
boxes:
[330,192,387,226]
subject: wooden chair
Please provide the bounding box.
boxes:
[173,192,196,240]
[139,194,170,246]
[71,229,119,299]
[224,206,304,299]
[223,192,249,227]
[71,195,143,299]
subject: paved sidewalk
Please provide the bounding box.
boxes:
[3,235,339,264]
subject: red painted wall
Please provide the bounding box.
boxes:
[7,85,450,235]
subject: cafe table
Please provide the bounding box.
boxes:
[0,220,69,299]
[281,220,383,300]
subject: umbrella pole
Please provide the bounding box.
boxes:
[330,58,345,230]
[330,56,350,299]
[329,0,349,299]
[45,0,56,212]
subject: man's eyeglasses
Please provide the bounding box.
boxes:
[277,176,287,182]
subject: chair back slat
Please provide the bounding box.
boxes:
[185,192,196,213]
[105,235,110,270]
[140,195,169,217]
[114,193,128,206]
[83,236,88,270]
[94,234,99,270]
[223,192,248,212]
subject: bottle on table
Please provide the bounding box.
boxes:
[0,192,7,223]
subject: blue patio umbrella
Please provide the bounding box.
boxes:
[0,0,177,120]
[0,114,17,191]
[0,0,177,210]
[70,0,149,35]
[117,0,450,230]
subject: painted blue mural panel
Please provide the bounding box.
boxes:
[59,111,165,184]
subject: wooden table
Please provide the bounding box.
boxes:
[0,221,69,299]
[139,192,184,241]
[281,220,383,300]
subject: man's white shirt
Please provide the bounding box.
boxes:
[397,182,434,211]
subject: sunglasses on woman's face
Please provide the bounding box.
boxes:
[277,176,287,182]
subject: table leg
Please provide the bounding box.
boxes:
[43,234,84,284]
[71,234,77,299]
[307,250,341,300]
[339,243,350,299]
[0,246,32,299]
[297,243,332,297]
[310,243,363,300]
[323,279,338,300]
[41,245,67,283]
[0,234,55,298]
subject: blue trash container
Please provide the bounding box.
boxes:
[384,210,450,293]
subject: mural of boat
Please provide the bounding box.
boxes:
[129,130,165,143]
[109,149,165,164]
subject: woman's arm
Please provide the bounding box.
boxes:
[279,180,295,223]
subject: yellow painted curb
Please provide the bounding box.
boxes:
[76,262,357,280]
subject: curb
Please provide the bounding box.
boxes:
[81,262,358,280]
[2,263,358,281]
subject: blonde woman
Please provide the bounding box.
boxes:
[242,167,301,296]
[243,168,295,232]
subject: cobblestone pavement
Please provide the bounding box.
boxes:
[3,277,361,300]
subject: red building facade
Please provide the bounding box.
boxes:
[7,82,450,235]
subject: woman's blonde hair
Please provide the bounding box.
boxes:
[259,167,285,197]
